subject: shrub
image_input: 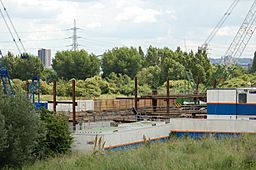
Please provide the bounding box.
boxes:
[0,94,44,168]
[36,110,73,158]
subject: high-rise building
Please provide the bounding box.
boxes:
[38,49,51,68]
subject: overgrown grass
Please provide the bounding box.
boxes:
[23,136,256,170]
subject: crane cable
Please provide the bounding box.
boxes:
[202,0,240,49]
[0,0,27,54]
[0,9,22,55]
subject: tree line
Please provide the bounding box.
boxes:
[1,46,255,97]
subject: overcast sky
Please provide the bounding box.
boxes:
[0,0,255,58]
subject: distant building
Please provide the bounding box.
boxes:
[38,49,51,68]
[210,57,253,70]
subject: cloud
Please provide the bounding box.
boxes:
[216,26,239,36]
[115,6,160,23]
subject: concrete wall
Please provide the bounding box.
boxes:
[47,100,94,112]
[170,118,256,133]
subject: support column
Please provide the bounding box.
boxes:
[135,77,138,110]
[53,80,57,112]
[72,80,76,131]
[167,78,170,115]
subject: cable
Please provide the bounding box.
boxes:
[0,9,22,55]
[202,0,240,49]
[0,0,27,53]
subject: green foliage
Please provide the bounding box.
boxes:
[106,73,134,95]
[250,51,256,73]
[40,80,52,95]
[0,113,7,153]
[0,94,44,168]
[102,47,145,78]
[136,66,161,89]
[143,47,212,92]
[56,79,69,96]
[24,136,256,170]
[223,74,256,88]
[41,69,58,83]
[52,50,100,80]
[1,52,44,80]
[145,45,160,66]
[161,80,193,94]
[36,110,72,158]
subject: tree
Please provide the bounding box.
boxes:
[145,46,160,66]
[102,47,145,78]
[136,66,162,89]
[106,73,134,95]
[187,50,212,92]
[52,50,100,80]
[1,52,43,80]
[138,46,145,58]
[41,68,58,83]
[250,51,256,73]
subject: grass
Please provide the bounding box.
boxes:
[23,136,256,170]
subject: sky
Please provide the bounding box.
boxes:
[0,0,255,58]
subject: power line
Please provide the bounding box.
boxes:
[201,0,240,51]
[0,0,26,53]
[0,8,21,55]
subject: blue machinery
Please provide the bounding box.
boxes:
[29,76,48,110]
[0,65,14,96]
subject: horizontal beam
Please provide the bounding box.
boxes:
[48,101,78,106]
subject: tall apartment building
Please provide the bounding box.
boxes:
[38,49,51,68]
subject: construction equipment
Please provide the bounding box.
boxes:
[29,76,48,110]
[200,0,240,51]
[0,1,46,109]
[201,0,256,90]
[223,0,256,65]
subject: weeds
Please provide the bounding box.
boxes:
[24,136,256,170]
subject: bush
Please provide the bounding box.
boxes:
[0,95,73,168]
[36,110,72,158]
[0,94,44,168]
[0,113,7,153]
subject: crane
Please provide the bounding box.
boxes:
[0,50,14,95]
[200,0,240,51]
[223,0,256,65]
[0,1,46,109]
[203,0,256,90]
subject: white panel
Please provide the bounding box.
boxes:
[207,115,237,120]
[247,92,256,103]
[207,90,219,103]
[207,89,236,103]
[218,90,236,103]
[170,118,256,133]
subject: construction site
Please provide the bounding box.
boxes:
[1,0,256,154]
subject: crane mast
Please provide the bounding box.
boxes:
[224,0,256,65]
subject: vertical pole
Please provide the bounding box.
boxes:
[167,78,170,115]
[26,80,29,99]
[72,80,76,130]
[38,77,40,103]
[32,79,35,104]
[53,80,57,112]
[135,77,138,110]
